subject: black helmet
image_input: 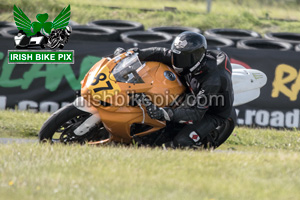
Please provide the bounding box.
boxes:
[171,31,207,75]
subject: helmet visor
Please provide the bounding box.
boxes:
[171,51,193,69]
[172,50,203,69]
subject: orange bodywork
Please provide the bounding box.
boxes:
[81,52,185,144]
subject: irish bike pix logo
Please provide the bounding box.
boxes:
[8,5,74,64]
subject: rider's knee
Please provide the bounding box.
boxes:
[173,134,194,147]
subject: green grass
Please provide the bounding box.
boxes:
[1,0,300,34]
[1,144,300,200]
[0,110,50,138]
[1,110,300,151]
[1,1,300,198]
[226,127,300,151]
[0,110,300,199]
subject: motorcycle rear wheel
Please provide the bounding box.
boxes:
[38,103,106,144]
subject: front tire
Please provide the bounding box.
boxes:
[38,104,105,143]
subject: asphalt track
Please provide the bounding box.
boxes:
[0,138,37,144]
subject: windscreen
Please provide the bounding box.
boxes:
[111,54,145,83]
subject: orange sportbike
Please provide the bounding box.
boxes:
[39,51,267,148]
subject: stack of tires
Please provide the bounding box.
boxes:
[147,26,201,40]
[87,20,174,45]
[234,31,300,51]
[236,39,293,51]
[204,28,260,49]
[264,32,300,52]
[0,21,81,38]
[1,18,299,51]
[71,25,119,41]
[204,28,300,51]
[203,28,299,51]
[0,21,17,37]
[80,19,143,42]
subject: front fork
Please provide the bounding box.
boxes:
[72,97,101,136]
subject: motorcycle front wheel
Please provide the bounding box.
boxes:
[38,103,106,144]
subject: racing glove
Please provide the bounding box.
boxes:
[145,103,173,121]
[137,94,173,121]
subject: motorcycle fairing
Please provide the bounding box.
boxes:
[80,52,185,141]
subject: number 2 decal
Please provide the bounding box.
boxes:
[91,73,113,92]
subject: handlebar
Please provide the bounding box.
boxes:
[135,93,152,107]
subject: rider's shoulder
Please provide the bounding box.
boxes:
[206,50,229,67]
[206,50,228,59]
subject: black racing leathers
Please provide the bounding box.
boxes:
[138,47,234,124]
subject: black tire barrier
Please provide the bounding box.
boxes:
[0,27,19,38]
[87,20,144,34]
[205,36,235,48]
[68,20,79,26]
[204,28,261,43]
[0,21,16,30]
[120,31,173,44]
[147,26,201,37]
[71,25,119,41]
[237,39,293,51]
[295,44,300,52]
[1,26,119,42]
[264,32,300,44]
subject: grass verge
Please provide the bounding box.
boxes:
[0,110,300,200]
[0,110,50,138]
[0,144,299,200]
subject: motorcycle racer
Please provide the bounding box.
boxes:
[116,31,236,148]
